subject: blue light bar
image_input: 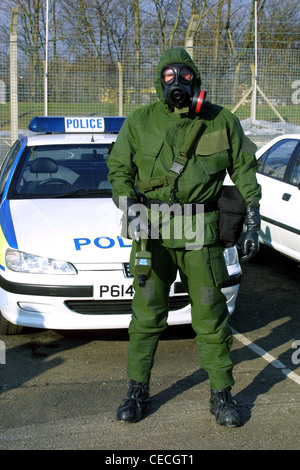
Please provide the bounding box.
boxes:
[28,116,126,134]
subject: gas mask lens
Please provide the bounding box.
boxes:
[179,66,193,84]
[161,66,193,85]
[162,67,175,84]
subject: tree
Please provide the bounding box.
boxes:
[259,0,300,50]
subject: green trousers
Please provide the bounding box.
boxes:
[127,240,234,390]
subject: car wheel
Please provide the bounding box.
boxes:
[0,312,23,335]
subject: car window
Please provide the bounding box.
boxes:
[0,140,21,198]
[257,139,299,180]
[290,149,300,186]
[8,143,112,199]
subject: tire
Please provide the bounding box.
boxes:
[0,312,23,335]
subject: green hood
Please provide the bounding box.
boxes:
[154,48,202,102]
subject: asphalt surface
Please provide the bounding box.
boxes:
[0,134,299,453]
[0,246,299,452]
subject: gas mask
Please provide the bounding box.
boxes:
[161,63,207,116]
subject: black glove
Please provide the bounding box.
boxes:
[119,196,149,243]
[240,207,261,262]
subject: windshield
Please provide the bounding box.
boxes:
[9,143,112,199]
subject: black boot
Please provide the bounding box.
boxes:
[210,387,240,427]
[116,379,150,423]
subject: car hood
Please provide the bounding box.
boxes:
[9,198,132,264]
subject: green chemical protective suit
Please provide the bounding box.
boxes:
[107,48,261,392]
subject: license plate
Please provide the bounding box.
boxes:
[99,284,134,298]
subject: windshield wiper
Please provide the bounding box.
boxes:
[54,188,111,198]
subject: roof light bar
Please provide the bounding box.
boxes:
[28,116,126,134]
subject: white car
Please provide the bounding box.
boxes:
[255,134,300,262]
[0,116,241,335]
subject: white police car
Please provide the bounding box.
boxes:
[0,116,241,334]
[255,134,300,262]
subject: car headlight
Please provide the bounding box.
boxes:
[5,248,77,275]
[223,246,239,266]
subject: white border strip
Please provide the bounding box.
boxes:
[232,328,300,386]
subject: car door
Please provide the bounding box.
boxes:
[277,142,300,258]
[256,138,300,260]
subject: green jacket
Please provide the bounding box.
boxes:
[107,48,261,248]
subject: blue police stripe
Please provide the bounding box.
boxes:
[0,199,18,249]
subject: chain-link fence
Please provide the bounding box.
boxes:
[6,47,300,122]
[1,20,299,159]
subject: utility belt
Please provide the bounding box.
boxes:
[142,196,218,214]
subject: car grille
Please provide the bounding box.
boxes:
[65,295,190,315]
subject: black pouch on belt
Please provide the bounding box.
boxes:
[218,185,246,248]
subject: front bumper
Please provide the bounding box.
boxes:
[0,268,191,330]
[0,263,241,331]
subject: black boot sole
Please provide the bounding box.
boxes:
[210,403,241,427]
[116,399,150,423]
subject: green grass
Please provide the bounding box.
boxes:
[229,104,300,125]
[0,102,299,131]
[0,102,139,131]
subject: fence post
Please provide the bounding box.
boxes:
[185,14,199,59]
[118,61,123,117]
[251,64,256,120]
[10,7,19,145]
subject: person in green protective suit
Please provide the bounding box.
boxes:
[107,48,261,427]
